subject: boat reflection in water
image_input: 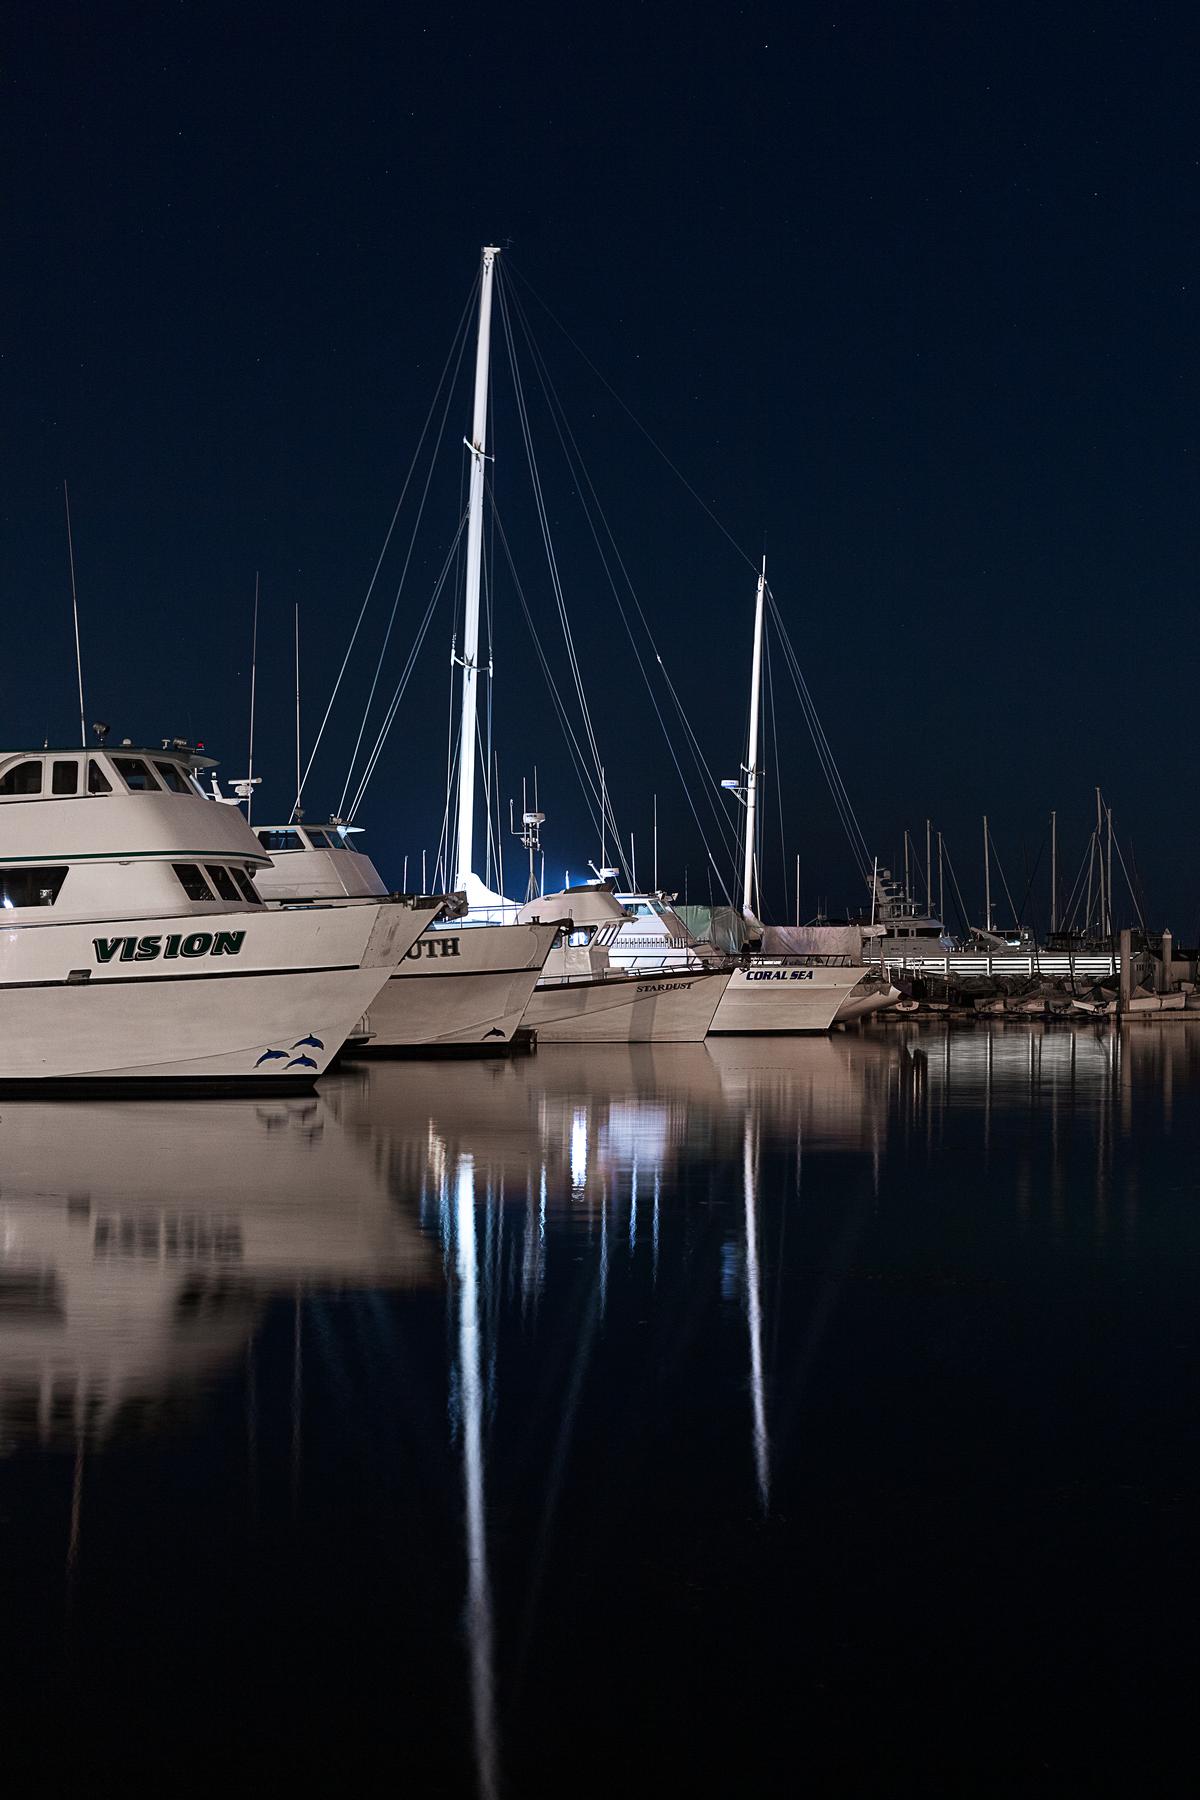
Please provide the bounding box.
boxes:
[352,1033,900,1211]
[0,1093,437,1451]
[4,1021,1196,1792]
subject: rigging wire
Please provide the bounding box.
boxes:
[763,623,789,920]
[488,492,615,855]
[494,275,629,879]
[765,590,873,884]
[337,305,473,818]
[499,267,741,893]
[939,840,972,936]
[506,259,761,580]
[1111,831,1147,933]
[989,836,1021,932]
[294,273,478,818]
[1060,837,1095,931]
[502,267,743,863]
[435,713,463,892]
[345,508,470,821]
[502,261,877,907]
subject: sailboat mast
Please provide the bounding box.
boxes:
[293,602,301,823]
[983,813,991,932]
[741,558,766,916]
[455,245,501,891]
[247,573,259,826]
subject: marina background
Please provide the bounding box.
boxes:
[3,2,1197,922]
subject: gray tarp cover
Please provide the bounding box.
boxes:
[761,924,864,958]
[676,905,752,954]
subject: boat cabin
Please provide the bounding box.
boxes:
[252,823,391,901]
[0,744,270,922]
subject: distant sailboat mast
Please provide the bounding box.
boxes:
[741,558,766,919]
[455,246,501,892]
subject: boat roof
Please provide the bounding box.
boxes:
[2,743,218,770]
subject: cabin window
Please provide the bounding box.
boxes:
[232,868,261,904]
[0,760,43,797]
[154,761,190,793]
[113,757,161,792]
[205,865,242,903]
[87,759,112,794]
[257,828,304,853]
[0,866,68,908]
[172,863,215,901]
[51,760,80,795]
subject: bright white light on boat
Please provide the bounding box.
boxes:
[1,897,12,910]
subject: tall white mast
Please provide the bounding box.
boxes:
[741,558,766,917]
[983,813,991,932]
[455,245,501,891]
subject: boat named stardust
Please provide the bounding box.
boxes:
[0,743,440,1089]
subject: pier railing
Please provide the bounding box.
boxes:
[870,953,1121,978]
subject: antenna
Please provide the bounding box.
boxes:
[247,574,259,825]
[600,765,607,871]
[63,482,86,748]
[510,771,546,903]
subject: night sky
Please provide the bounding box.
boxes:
[4,3,1197,930]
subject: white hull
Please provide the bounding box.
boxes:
[363,920,558,1049]
[0,901,435,1086]
[708,962,867,1034]
[833,978,901,1023]
[523,969,730,1043]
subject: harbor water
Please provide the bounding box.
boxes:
[2,1024,1198,1789]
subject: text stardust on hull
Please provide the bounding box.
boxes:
[0,742,441,1090]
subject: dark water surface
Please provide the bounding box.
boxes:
[2,1025,1199,1791]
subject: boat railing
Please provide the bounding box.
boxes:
[615,933,695,950]
[746,953,855,968]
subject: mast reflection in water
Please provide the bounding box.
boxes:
[2,1025,1200,1791]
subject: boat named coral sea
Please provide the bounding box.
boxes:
[605,887,875,1032]
[0,743,440,1089]
[253,822,558,1052]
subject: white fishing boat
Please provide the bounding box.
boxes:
[517,884,730,1043]
[0,741,439,1089]
[253,821,558,1052]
